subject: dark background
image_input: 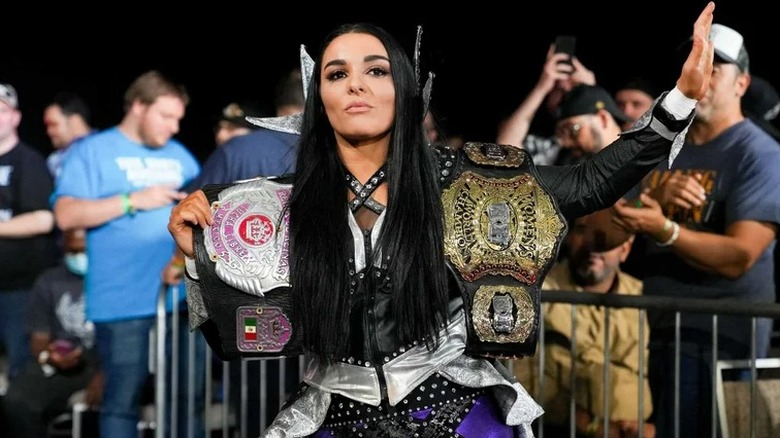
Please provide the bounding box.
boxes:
[4,2,776,164]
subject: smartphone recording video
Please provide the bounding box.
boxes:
[554,35,577,67]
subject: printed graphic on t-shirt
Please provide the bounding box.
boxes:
[0,165,11,186]
[56,292,95,348]
[642,168,718,226]
[115,157,184,188]
[0,164,11,221]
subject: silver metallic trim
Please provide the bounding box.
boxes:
[384,314,466,405]
[347,207,386,272]
[303,356,381,406]
[303,313,466,406]
[263,328,543,437]
[620,94,692,168]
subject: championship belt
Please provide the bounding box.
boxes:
[441,142,567,358]
[192,177,302,360]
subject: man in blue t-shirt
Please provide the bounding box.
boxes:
[613,24,780,438]
[51,71,201,438]
[186,67,304,191]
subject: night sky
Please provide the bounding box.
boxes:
[5,2,775,164]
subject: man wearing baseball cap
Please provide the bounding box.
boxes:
[553,84,631,164]
[0,84,19,109]
[613,23,780,438]
[709,23,750,71]
[0,83,57,383]
[214,101,263,147]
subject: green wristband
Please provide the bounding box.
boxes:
[121,193,136,216]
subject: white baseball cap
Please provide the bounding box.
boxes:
[0,83,18,109]
[710,23,750,72]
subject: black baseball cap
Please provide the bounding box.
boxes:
[557,84,630,124]
[743,75,780,140]
[218,102,265,129]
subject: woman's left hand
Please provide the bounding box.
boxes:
[676,2,716,100]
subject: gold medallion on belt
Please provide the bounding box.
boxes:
[471,285,535,343]
[441,171,565,284]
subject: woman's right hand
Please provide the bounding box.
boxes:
[168,190,213,258]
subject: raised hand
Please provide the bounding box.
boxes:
[537,45,574,94]
[676,2,716,100]
[569,57,596,88]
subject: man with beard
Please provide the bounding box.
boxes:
[612,23,780,437]
[552,84,631,164]
[531,209,655,438]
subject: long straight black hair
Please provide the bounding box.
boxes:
[288,23,450,360]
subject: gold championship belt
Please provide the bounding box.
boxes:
[441,142,567,358]
[191,177,302,360]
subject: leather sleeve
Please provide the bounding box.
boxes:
[536,95,694,221]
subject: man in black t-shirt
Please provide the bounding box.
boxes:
[0,83,57,384]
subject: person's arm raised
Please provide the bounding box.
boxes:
[536,2,716,221]
[676,1,716,101]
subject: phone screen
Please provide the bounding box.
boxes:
[554,35,576,66]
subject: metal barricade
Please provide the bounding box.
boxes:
[150,286,303,438]
[518,290,780,438]
[147,286,780,438]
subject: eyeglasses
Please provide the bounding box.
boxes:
[555,122,582,140]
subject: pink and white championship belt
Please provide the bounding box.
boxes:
[192,177,302,360]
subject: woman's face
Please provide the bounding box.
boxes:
[320,32,395,145]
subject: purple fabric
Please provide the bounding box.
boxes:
[313,395,524,437]
[456,395,520,438]
[410,408,431,420]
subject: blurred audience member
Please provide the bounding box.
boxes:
[423,108,464,150]
[743,75,780,341]
[496,41,596,165]
[51,70,201,438]
[1,228,102,438]
[214,102,261,147]
[742,75,780,141]
[43,92,95,178]
[554,84,629,163]
[0,82,57,384]
[274,67,306,117]
[521,209,654,438]
[614,77,658,130]
[186,66,305,189]
[42,92,95,254]
[613,24,780,437]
